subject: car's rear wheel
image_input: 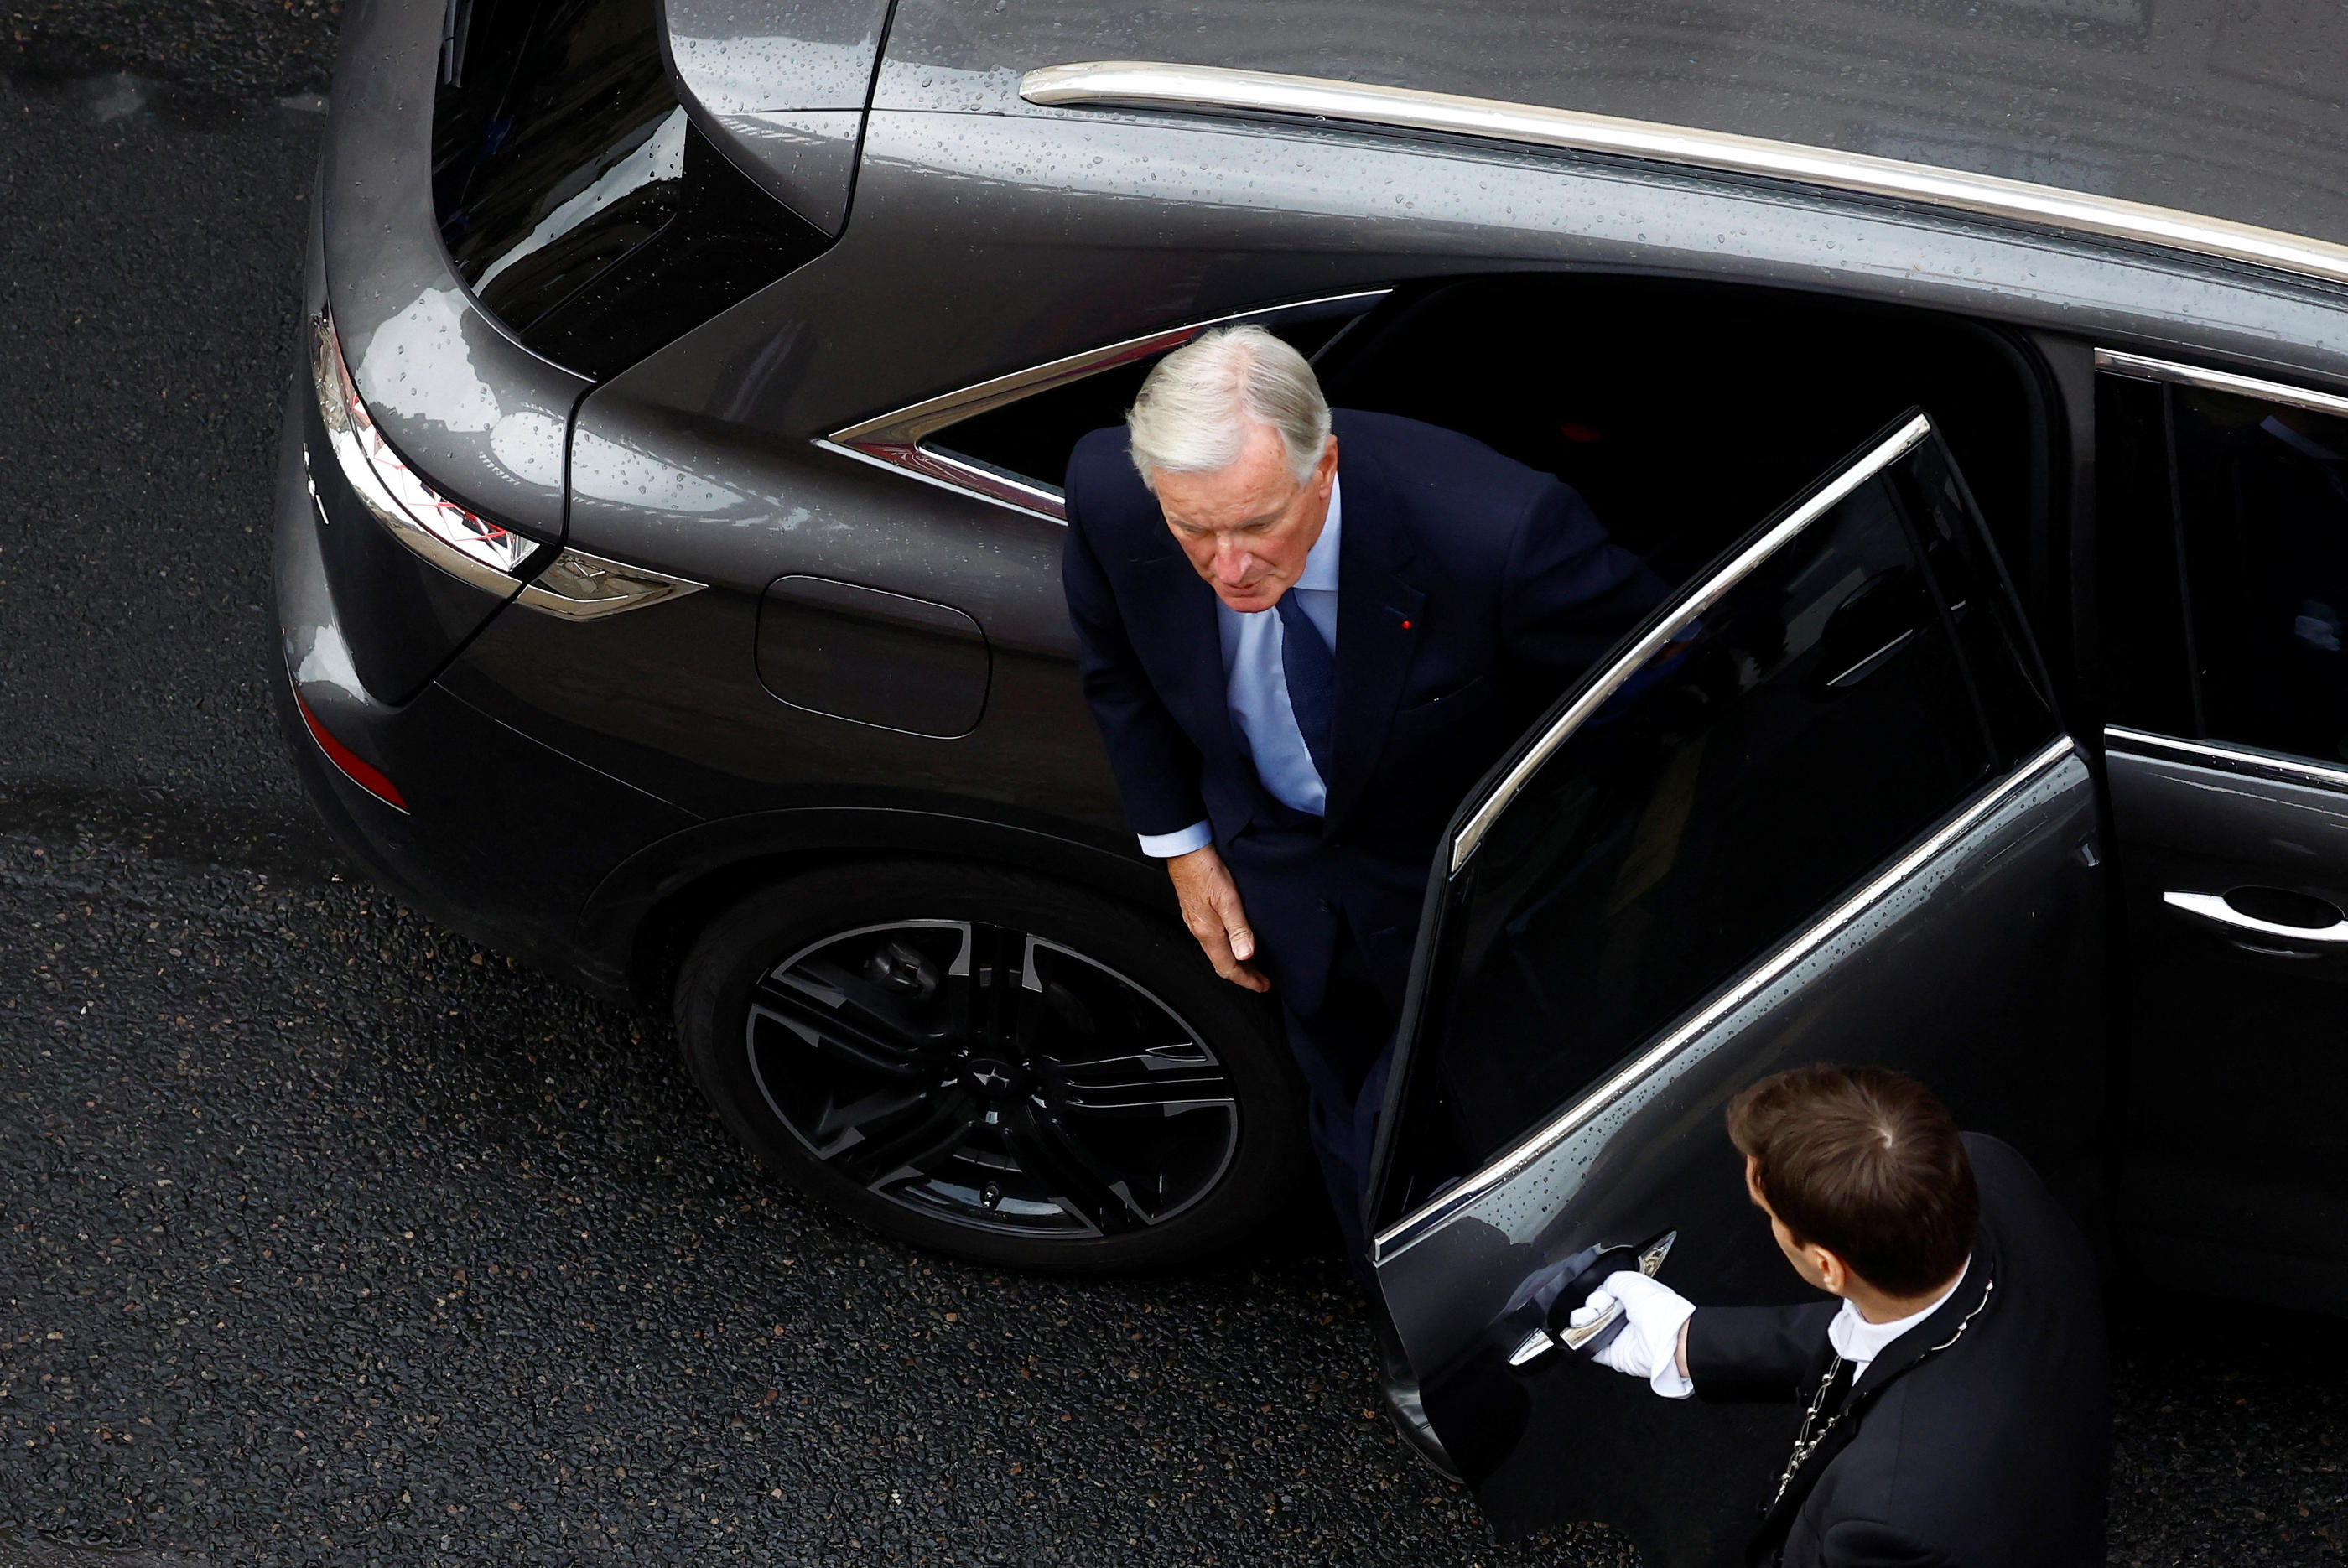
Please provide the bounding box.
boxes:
[673,860,1307,1270]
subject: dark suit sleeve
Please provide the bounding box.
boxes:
[1685,1301,1840,1398]
[1817,1519,1961,1568]
[1499,479,1670,678]
[1061,477,1210,839]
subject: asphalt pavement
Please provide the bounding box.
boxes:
[0,23,2345,1568]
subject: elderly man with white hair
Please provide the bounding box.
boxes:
[1061,324,1663,1474]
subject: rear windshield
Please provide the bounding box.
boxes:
[433,0,674,327]
[431,0,829,380]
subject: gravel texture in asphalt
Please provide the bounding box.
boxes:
[0,19,2346,1568]
[4,0,337,98]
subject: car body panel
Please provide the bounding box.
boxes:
[2105,738,2348,1313]
[1380,750,2101,1563]
[694,109,864,234]
[465,387,1115,828]
[299,374,524,706]
[275,363,695,995]
[279,382,400,781]
[664,0,893,107]
[2087,351,2348,1317]
[754,575,991,737]
[1017,61,2348,300]
[322,0,590,539]
[874,0,2348,253]
[570,802,1173,1000]
[661,0,895,232]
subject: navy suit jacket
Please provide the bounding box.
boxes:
[1062,409,1663,1012]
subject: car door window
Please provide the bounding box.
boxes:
[2098,360,2348,766]
[1379,413,2057,1221]
[2174,387,2348,767]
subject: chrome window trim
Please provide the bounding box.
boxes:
[1021,61,2348,294]
[2093,350,2348,422]
[817,288,1390,523]
[2104,724,2348,797]
[812,437,1071,524]
[1374,735,2081,1263]
[1447,412,1932,873]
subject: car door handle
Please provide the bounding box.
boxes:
[1507,1228,1676,1368]
[2164,889,2348,947]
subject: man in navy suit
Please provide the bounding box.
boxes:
[1061,324,1662,1468]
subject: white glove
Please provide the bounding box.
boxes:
[1567,1269,1695,1399]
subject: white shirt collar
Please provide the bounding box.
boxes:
[1826,1255,1970,1373]
[2263,414,2345,463]
[1296,475,1343,592]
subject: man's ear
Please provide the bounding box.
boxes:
[1807,1243,1853,1297]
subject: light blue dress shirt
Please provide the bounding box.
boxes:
[1138,479,1343,857]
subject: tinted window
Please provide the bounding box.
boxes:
[2170,387,2348,769]
[1904,437,2060,766]
[432,0,829,380]
[1384,423,2013,1205]
[2094,374,2199,737]
[434,0,675,317]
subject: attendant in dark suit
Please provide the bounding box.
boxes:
[1061,325,1661,1468]
[1572,1066,2108,1566]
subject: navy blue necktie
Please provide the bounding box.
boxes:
[1275,591,1335,789]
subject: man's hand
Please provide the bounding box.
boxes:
[1166,845,1270,992]
[1567,1270,1696,1398]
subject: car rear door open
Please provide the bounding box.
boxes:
[1365,412,2109,1566]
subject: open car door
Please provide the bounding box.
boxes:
[1367,413,2108,1566]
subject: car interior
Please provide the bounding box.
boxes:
[936,273,2070,1213]
[933,273,2057,610]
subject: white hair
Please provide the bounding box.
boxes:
[1125,324,1332,491]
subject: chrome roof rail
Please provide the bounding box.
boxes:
[1022,60,2348,295]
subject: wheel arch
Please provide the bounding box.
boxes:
[577,807,1177,1011]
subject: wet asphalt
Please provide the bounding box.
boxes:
[1,18,2345,1568]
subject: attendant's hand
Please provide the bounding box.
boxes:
[1166,845,1270,992]
[1567,1270,1696,1396]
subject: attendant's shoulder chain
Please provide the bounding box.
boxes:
[1763,1274,1997,1517]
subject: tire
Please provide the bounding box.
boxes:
[673,859,1309,1272]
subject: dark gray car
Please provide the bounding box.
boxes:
[277,0,2348,1558]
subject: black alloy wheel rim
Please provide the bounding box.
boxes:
[745,920,1242,1238]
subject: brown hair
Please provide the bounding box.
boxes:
[1726,1065,1977,1297]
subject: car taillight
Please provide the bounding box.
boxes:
[309,309,548,593]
